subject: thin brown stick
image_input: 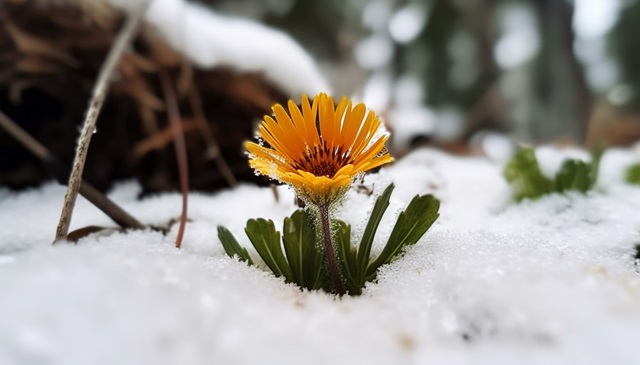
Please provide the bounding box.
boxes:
[270,184,279,203]
[188,86,238,187]
[77,184,145,230]
[0,109,145,230]
[159,70,189,249]
[0,109,48,159]
[53,3,149,243]
[132,120,198,158]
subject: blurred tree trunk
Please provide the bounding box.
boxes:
[465,0,505,136]
[533,0,592,144]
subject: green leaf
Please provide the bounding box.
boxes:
[554,149,602,193]
[355,184,394,285]
[217,225,253,265]
[505,147,603,200]
[334,219,359,294]
[282,210,324,290]
[504,147,554,201]
[245,219,293,282]
[555,159,592,193]
[626,163,640,184]
[367,194,440,280]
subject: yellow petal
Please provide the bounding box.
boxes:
[245,92,393,206]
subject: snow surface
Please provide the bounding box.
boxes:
[107,0,330,98]
[1,147,640,365]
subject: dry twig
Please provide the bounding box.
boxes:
[0,109,145,230]
[53,2,149,243]
[159,70,189,249]
[188,86,238,187]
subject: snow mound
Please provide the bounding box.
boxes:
[1,148,639,365]
[107,0,330,98]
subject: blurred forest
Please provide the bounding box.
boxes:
[1,0,639,193]
[206,0,640,151]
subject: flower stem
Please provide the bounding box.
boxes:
[319,204,344,295]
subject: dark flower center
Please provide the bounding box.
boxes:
[292,143,351,178]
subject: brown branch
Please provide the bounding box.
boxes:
[0,109,49,159]
[159,70,189,249]
[188,86,238,187]
[53,2,149,243]
[0,109,145,230]
[132,119,199,158]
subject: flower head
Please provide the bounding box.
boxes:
[246,93,394,206]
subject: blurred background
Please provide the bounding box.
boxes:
[206,0,640,154]
[1,0,639,192]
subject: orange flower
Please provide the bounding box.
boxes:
[246,93,394,206]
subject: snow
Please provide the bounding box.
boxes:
[389,107,436,152]
[106,0,330,98]
[1,147,640,365]
[534,145,591,179]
